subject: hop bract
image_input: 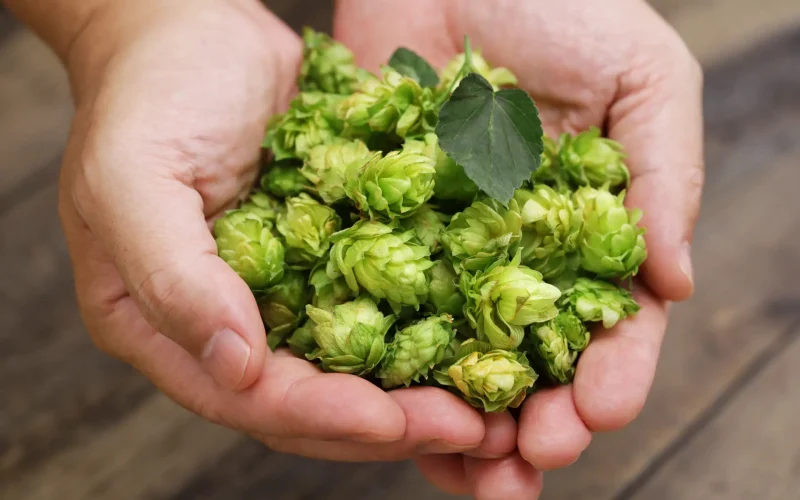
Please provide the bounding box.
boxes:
[532,135,571,192]
[461,254,562,349]
[286,320,317,357]
[574,187,647,279]
[277,194,340,269]
[560,127,631,191]
[427,259,466,317]
[346,150,436,221]
[306,296,395,375]
[529,312,589,384]
[260,165,310,198]
[327,220,434,311]
[259,270,310,350]
[514,186,582,279]
[240,191,281,224]
[263,92,343,160]
[403,133,478,203]
[301,139,371,204]
[559,277,640,329]
[298,27,373,95]
[214,210,285,290]
[437,51,518,95]
[338,67,437,139]
[435,343,537,413]
[378,315,456,389]
[398,204,448,254]
[309,264,354,311]
[441,198,523,274]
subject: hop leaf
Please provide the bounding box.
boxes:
[298,27,374,95]
[460,253,562,349]
[277,194,341,269]
[528,312,589,384]
[559,277,640,329]
[301,139,372,204]
[346,150,436,221]
[309,262,354,311]
[260,165,310,198]
[402,133,478,204]
[378,315,456,388]
[214,210,284,290]
[259,270,310,350]
[306,296,395,375]
[338,67,438,139]
[441,198,523,274]
[327,220,434,312]
[264,92,344,160]
[559,127,630,191]
[514,185,583,279]
[437,50,518,96]
[426,258,467,317]
[397,204,448,254]
[574,187,647,279]
[240,191,281,224]
[434,343,537,413]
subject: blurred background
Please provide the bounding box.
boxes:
[2,1,800,499]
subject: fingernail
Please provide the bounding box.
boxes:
[201,328,251,391]
[680,242,694,288]
[418,439,476,454]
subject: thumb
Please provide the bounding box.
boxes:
[77,156,266,392]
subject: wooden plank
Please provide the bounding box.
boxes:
[626,322,800,500]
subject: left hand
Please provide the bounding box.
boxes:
[334,0,704,498]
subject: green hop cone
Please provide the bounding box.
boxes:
[298,27,373,95]
[559,277,640,329]
[378,315,456,389]
[214,210,285,290]
[435,344,537,413]
[514,186,582,279]
[260,165,310,198]
[574,187,647,279]
[398,204,448,254]
[259,270,310,350]
[240,191,281,224]
[345,150,436,221]
[276,194,341,269]
[309,263,354,311]
[306,296,395,375]
[528,312,589,384]
[532,135,571,192]
[437,51,518,96]
[461,253,562,349]
[441,198,523,274]
[263,92,343,160]
[560,127,631,191]
[402,133,478,204]
[427,258,466,317]
[327,220,434,312]
[287,320,317,358]
[338,67,437,139]
[300,139,371,204]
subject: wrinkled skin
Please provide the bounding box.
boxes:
[335,0,703,497]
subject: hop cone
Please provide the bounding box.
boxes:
[259,270,310,350]
[301,139,371,204]
[398,204,448,254]
[338,67,437,139]
[514,186,582,279]
[260,165,310,198]
[435,344,537,413]
[559,277,640,329]
[214,210,284,289]
[529,312,589,384]
[437,51,518,95]
[287,320,317,357]
[532,135,571,192]
[441,198,523,274]
[264,92,343,160]
[403,133,478,203]
[378,315,456,389]
[240,191,281,224]
[427,258,466,317]
[345,150,436,221]
[297,27,373,95]
[560,127,631,191]
[306,296,395,375]
[574,187,647,279]
[327,220,434,311]
[461,253,562,349]
[277,194,340,269]
[309,263,354,311]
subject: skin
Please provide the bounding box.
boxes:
[4,0,703,498]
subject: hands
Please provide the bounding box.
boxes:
[335,0,704,497]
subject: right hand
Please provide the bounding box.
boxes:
[59,0,513,469]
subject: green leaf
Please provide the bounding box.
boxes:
[388,48,439,88]
[436,73,544,204]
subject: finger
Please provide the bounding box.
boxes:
[518,385,592,470]
[573,286,668,431]
[466,411,518,459]
[464,453,544,500]
[415,455,469,496]
[608,34,704,302]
